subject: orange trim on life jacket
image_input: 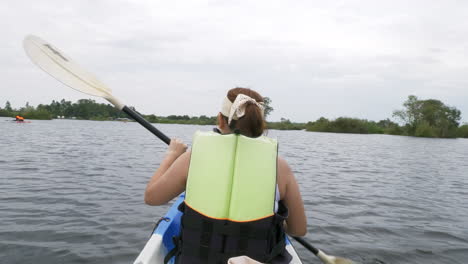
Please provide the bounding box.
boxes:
[184,200,274,223]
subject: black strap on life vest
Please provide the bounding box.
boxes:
[164,201,291,264]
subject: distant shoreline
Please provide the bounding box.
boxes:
[3,116,468,140]
[2,96,468,138]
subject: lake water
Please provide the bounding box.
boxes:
[1,117,467,264]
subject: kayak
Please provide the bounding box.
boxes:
[7,120,32,123]
[134,194,303,264]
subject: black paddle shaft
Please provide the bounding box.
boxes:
[293,236,319,255]
[122,106,171,145]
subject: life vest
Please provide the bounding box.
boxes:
[166,131,291,264]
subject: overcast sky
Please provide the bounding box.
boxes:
[1,0,467,122]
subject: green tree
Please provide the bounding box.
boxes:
[377,119,403,135]
[332,117,369,134]
[306,117,389,134]
[263,97,273,119]
[414,121,437,137]
[5,101,12,112]
[306,117,330,132]
[393,95,461,138]
[268,118,305,130]
[393,95,419,134]
[457,124,468,138]
[21,108,52,120]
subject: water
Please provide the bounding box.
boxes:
[1,117,467,263]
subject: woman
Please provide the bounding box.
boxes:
[145,88,307,263]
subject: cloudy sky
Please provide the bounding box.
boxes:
[1,0,467,122]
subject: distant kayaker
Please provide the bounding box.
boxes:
[145,88,307,263]
[15,115,25,122]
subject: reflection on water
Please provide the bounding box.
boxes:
[1,117,467,263]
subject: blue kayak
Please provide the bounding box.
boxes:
[134,194,303,264]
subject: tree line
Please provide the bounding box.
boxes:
[0,99,127,120]
[1,96,467,138]
[305,95,467,138]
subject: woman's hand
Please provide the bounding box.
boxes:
[166,138,188,158]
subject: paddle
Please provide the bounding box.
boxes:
[292,236,353,264]
[23,35,354,264]
[22,35,170,145]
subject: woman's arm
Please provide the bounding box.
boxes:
[278,157,307,236]
[144,139,190,205]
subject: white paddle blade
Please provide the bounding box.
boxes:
[23,35,112,98]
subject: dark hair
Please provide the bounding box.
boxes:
[223,87,266,137]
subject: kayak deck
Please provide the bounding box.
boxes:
[134,194,302,264]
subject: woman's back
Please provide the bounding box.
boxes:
[144,87,307,262]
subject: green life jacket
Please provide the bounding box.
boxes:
[166,131,291,264]
[185,131,278,221]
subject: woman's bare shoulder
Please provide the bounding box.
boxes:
[277,156,292,199]
[277,156,293,179]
